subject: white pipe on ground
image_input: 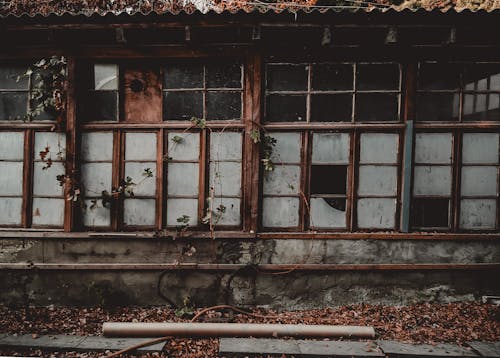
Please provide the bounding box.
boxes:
[103,322,375,338]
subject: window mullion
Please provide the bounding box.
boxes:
[451,129,463,231]
[21,129,33,228]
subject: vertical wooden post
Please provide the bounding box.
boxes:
[22,129,33,228]
[400,120,414,233]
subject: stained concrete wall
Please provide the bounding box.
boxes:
[1,237,499,308]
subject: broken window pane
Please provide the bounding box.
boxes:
[94,64,118,90]
[461,166,497,196]
[267,64,308,91]
[206,63,242,88]
[310,197,346,228]
[310,94,352,122]
[262,197,300,228]
[356,64,399,90]
[416,93,459,121]
[462,133,499,164]
[311,133,350,164]
[0,66,29,90]
[0,198,22,225]
[418,63,461,90]
[124,162,157,196]
[355,94,399,122]
[463,94,500,121]
[125,132,157,161]
[83,91,118,121]
[269,132,301,163]
[360,133,399,164]
[0,162,23,196]
[0,92,28,120]
[357,198,396,229]
[463,63,500,91]
[413,166,452,196]
[123,198,156,226]
[81,132,113,162]
[210,132,242,161]
[311,64,353,91]
[0,131,24,160]
[167,163,199,196]
[168,132,200,161]
[82,199,111,227]
[412,198,449,228]
[210,162,242,197]
[164,64,203,89]
[310,165,347,195]
[415,133,453,164]
[358,166,397,196]
[206,91,241,120]
[33,162,65,197]
[163,91,203,120]
[166,198,198,226]
[266,94,306,122]
[459,199,496,230]
[263,165,300,195]
[32,198,64,226]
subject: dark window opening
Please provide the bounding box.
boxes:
[412,198,450,228]
[310,165,347,195]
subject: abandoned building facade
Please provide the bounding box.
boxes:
[0,1,499,308]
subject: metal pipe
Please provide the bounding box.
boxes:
[102,322,375,338]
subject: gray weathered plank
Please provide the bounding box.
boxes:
[467,342,500,357]
[298,340,383,357]
[74,336,165,352]
[219,338,300,356]
[377,340,479,357]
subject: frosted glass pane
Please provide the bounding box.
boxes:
[81,163,112,196]
[357,198,396,229]
[168,132,199,161]
[413,166,452,196]
[0,162,23,195]
[125,132,157,161]
[263,165,300,195]
[210,162,241,197]
[312,133,350,164]
[210,132,242,161]
[360,133,399,164]
[269,132,301,163]
[34,132,66,160]
[358,166,397,196]
[310,197,346,228]
[263,197,299,228]
[32,198,64,226]
[0,132,24,160]
[461,166,497,196]
[33,162,65,197]
[166,198,198,226]
[124,198,156,226]
[210,197,241,226]
[462,133,499,164]
[124,162,156,196]
[94,64,118,90]
[167,163,199,196]
[0,197,22,225]
[83,199,111,227]
[460,199,496,229]
[81,132,113,161]
[415,133,452,164]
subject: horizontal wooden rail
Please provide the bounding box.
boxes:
[1,263,498,271]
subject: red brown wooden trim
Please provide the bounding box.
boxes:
[452,130,463,231]
[262,123,407,130]
[414,122,500,129]
[349,130,360,230]
[21,130,33,228]
[156,129,165,230]
[1,262,498,271]
[81,122,246,130]
[198,129,208,228]
[299,131,310,231]
[111,130,121,231]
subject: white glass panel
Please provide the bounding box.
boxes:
[263,165,300,195]
[415,133,452,164]
[210,132,242,161]
[210,162,242,197]
[34,132,66,161]
[462,133,499,164]
[167,163,199,196]
[124,198,156,226]
[312,133,350,164]
[0,132,24,160]
[81,163,112,196]
[211,198,241,226]
[358,166,397,196]
[81,132,113,162]
[360,133,399,164]
[461,166,497,196]
[166,198,198,226]
[0,162,23,195]
[125,132,157,161]
[83,199,111,227]
[94,64,118,90]
[0,197,22,225]
[0,66,29,90]
[460,199,496,229]
[124,162,156,196]
[262,197,299,228]
[168,132,200,161]
[357,198,396,229]
[269,132,301,163]
[33,162,65,197]
[489,94,500,111]
[32,198,64,226]
[413,166,452,196]
[310,197,346,228]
